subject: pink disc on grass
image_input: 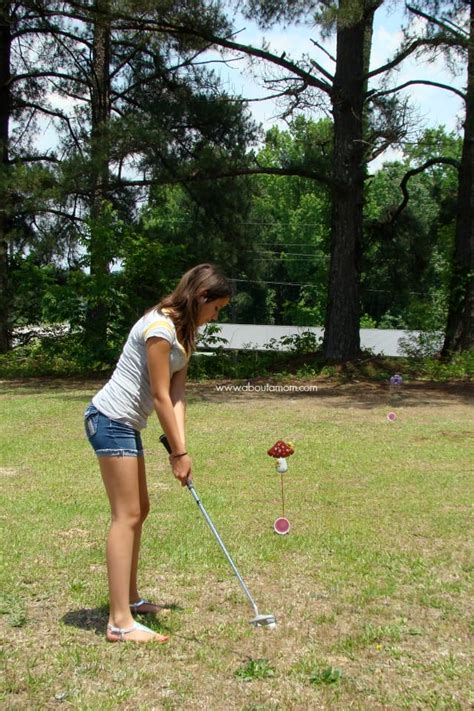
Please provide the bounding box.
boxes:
[274,517,291,535]
[387,412,397,421]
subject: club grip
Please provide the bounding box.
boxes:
[159,434,172,454]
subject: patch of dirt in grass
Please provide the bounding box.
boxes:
[185,378,474,409]
[0,467,21,477]
[58,527,89,539]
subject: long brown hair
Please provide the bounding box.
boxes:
[154,264,232,355]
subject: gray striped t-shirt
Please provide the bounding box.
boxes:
[92,309,188,430]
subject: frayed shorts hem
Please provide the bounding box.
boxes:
[95,449,144,458]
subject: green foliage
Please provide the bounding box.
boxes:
[363,127,461,330]
[414,349,474,380]
[10,258,56,327]
[245,118,331,325]
[360,313,377,328]
[1,0,259,358]
[187,351,264,380]
[4,80,469,356]
[197,323,229,348]
[283,285,325,325]
[188,327,324,381]
[41,269,88,329]
[309,666,342,686]
[119,179,259,327]
[264,329,321,354]
[119,204,188,322]
[234,658,276,681]
[0,333,113,377]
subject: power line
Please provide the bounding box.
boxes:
[254,256,424,264]
[254,242,323,246]
[136,216,327,229]
[230,278,429,296]
[255,250,319,257]
[230,277,316,287]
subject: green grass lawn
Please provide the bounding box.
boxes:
[1,378,473,710]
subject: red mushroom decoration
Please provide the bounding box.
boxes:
[267,440,295,535]
[267,440,294,458]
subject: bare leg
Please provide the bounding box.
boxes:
[128,457,168,614]
[129,455,148,604]
[99,455,167,642]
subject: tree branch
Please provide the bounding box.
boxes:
[308,58,334,84]
[367,36,461,79]
[368,79,465,102]
[223,87,309,104]
[13,26,94,50]
[10,154,59,164]
[49,30,94,88]
[391,157,460,222]
[407,4,469,42]
[19,206,87,224]
[44,207,87,224]
[108,164,334,191]
[10,70,90,88]
[310,38,336,64]
[15,101,83,154]
[109,34,147,81]
[110,16,333,96]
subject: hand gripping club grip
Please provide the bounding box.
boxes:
[159,434,194,489]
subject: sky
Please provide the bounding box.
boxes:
[34,3,466,169]
[203,3,465,167]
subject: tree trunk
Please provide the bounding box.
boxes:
[84,0,111,356]
[0,3,11,353]
[442,2,474,355]
[323,3,373,361]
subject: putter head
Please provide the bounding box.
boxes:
[250,613,277,629]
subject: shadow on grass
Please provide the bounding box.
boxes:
[0,376,108,394]
[62,606,109,636]
[62,602,184,637]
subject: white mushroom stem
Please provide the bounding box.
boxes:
[276,457,288,473]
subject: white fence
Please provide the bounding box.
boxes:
[198,324,439,357]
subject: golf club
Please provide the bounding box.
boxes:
[159,434,277,629]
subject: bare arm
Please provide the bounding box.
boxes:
[170,363,188,447]
[146,337,191,485]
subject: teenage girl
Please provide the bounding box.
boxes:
[84,264,231,642]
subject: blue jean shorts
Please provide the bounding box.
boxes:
[84,403,144,457]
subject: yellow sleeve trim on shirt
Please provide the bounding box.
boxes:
[143,319,174,340]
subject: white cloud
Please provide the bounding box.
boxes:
[371,25,404,68]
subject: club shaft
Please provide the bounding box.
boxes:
[186,482,259,616]
[159,435,258,616]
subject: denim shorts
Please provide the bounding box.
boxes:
[84,403,144,457]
